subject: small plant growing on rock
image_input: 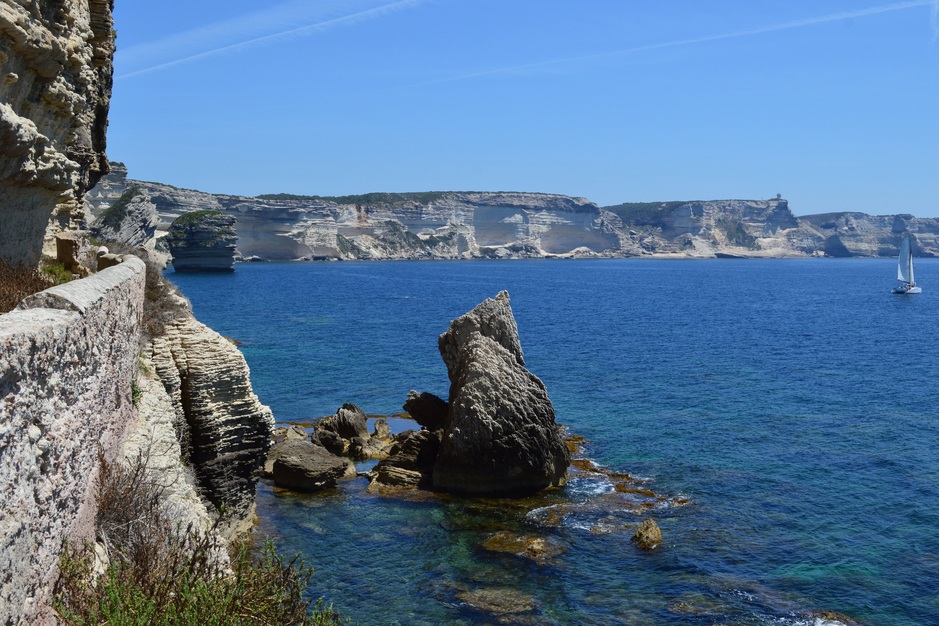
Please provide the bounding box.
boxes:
[54,453,346,625]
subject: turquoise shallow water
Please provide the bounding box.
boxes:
[170,258,939,625]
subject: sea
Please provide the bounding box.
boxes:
[168,258,939,626]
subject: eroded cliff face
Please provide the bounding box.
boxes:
[0,0,115,266]
[86,168,623,260]
[87,168,939,260]
[1,3,276,621]
[149,315,274,539]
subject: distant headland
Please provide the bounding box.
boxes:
[86,163,939,262]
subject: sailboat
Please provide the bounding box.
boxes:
[892,234,922,294]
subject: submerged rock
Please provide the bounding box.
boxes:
[631,518,663,550]
[481,531,566,565]
[457,587,536,617]
[432,291,570,495]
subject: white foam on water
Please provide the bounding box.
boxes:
[565,475,615,498]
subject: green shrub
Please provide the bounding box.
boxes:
[54,454,346,626]
[603,201,694,228]
[41,260,75,286]
[55,541,343,626]
[171,209,225,226]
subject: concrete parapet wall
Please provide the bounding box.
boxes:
[0,256,145,624]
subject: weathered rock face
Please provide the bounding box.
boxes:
[433,291,570,495]
[166,210,238,271]
[86,166,939,260]
[267,440,353,492]
[315,403,369,440]
[90,186,160,249]
[0,0,115,266]
[631,518,663,550]
[149,315,275,538]
[369,429,442,490]
[0,257,144,625]
[402,390,449,431]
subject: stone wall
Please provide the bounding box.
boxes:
[0,0,116,266]
[0,256,145,624]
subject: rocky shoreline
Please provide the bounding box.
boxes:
[264,291,571,498]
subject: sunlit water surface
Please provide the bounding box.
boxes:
[169,258,939,625]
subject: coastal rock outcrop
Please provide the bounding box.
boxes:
[90,186,160,249]
[433,291,570,495]
[368,429,442,490]
[0,0,115,266]
[268,440,354,492]
[315,403,369,440]
[367,292,569,495]
[632,518,663,550]
[166,210,237,271]
[149,315,275,538]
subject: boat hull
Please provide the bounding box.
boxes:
[892,285,922,294]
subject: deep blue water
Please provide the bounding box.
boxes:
[169,259,939,625]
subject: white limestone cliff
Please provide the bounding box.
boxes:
[0,0,115,266]
[86,167,939,260]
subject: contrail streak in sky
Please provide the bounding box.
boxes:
[116,0,429,80]
[427,0,936,85]
[931,0,939,40]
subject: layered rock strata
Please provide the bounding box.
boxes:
[90,186,160,249]
[149,315,274,539]
[165,210,237,271]
[0,0,115,266]
[85,166,939,259]
[0,256,144,624]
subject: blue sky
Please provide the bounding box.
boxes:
[108,0,939,216]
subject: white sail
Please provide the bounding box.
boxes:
[898,236,913,284]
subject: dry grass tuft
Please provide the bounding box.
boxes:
[0,258,53,313]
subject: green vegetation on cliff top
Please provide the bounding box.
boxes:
[257,191,448,206]
[98,188,142,231]
[602,201,696,228]
[171,209,226,226]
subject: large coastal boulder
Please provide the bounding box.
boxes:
[432,291,569,494]
[166,210,237,271]
[271,441,353,492]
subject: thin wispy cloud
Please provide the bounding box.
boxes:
[116,0,430,80]
[931,0,939,40]
[426,0,937,85]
